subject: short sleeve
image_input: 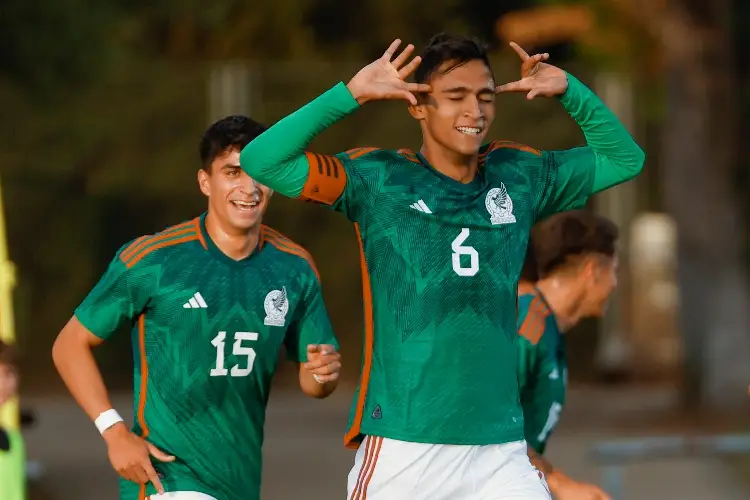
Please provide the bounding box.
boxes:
[74,242,157,340]
[284,272,339,362]
[534,147,596,221]
[298,149,387,222]
[516,336,538,394]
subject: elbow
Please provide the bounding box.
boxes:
[633,143,646,176]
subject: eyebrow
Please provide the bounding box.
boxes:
[442,86,495,94]
[222,164,242,170]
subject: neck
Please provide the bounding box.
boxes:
[204,211,260,261]
[420,137,478,184]
[534,277,585,332]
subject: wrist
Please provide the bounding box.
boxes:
[545,470,567,491]
[94,408,125,436]
[101,421,129,444]
[345,80,369,105]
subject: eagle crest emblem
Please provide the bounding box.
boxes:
[485,183,517,225]
[264,287,289,327]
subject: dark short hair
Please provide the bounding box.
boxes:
[0,340,17,368]
[199,116,267,168]
[414,33,493,84]
[530,210,619,278]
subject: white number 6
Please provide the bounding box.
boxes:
[451,228,479,277]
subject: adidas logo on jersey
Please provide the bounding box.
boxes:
[409,199,432,214]
[183,292,208,309]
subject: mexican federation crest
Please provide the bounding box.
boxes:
[485,183,517,225]
[264,287,289,327]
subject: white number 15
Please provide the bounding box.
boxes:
[210,331,258,377]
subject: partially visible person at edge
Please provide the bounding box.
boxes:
[0,340,24,500]
[517,210,619,500]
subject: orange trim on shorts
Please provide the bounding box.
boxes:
[344,224,374,449]
[350,436,383,500]
[136,314,149,500]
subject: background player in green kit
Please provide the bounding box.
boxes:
[51,116,342,500]
[240,33,644,499]
[517,211,619,500]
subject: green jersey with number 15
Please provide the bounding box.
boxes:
[74,214,338,500]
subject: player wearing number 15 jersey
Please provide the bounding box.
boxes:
[241,33,644,499]
[52,116,341,500]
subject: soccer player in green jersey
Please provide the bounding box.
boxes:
[51,116,342,500]
[517,211,619,500]
[239,33,644,499]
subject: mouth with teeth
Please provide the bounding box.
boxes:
[456,126,483,136]
[230,199,261,212]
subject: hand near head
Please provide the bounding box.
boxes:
[103,423,175,494]
[496,42,569,100]
[304,344,341,383]
[347,39,432,106]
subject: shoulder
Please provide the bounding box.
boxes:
[336,147,421,166]
[117,218,204,270]
[517,293,553,346]
[261,225,320,282]
[481,140,543,164]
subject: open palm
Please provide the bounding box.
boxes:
[346,39,432,106]
[496,42,569,100]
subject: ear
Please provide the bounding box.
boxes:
[198,169,211,197]
[408,102,426,120]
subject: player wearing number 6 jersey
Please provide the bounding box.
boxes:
[517,211,618,500]
[240,33,644,499]
[52,116,341,500]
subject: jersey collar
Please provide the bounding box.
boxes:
[199,212,264,267]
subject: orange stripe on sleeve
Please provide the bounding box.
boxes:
[397,148,421,164]
[125,234,199,268]
[344,223,374,449]
[262,227,321,281]
[483,140,541,157]
[347,147,379,160]
[299,152,347,205]
[120,226,197,264]
[519,296,550,345]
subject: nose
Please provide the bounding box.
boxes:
[238,172,260,194]
[463,96,483,120]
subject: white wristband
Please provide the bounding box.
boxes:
[95,409,124,435]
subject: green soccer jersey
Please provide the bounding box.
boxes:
[74,214,337,500]
[0,427,25,500]
[240,72,644,448]
[517,291,567,454]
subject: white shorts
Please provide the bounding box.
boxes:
[148,493,218,500]
[347,436,550,500]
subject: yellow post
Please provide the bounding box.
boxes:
[0,175,19,430]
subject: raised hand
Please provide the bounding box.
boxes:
[305,344,341,384]
[346,39,432,106]
[496,42,569,100]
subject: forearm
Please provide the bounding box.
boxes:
[299,369,338,399]
[239,82,360,197]
[52,336,113,422]
[560,74,645,193]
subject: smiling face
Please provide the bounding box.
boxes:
[410,59,496,157]
[198,147,272,233]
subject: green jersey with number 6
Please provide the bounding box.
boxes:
[239,73,644,449]
[74,214,337,500]
[517,290,567,454]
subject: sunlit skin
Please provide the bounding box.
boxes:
[0,363,18,407]
[197,148,273,260]
[409,59,496,184]
[534,254,619,332]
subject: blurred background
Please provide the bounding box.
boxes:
[1,0,750,498]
